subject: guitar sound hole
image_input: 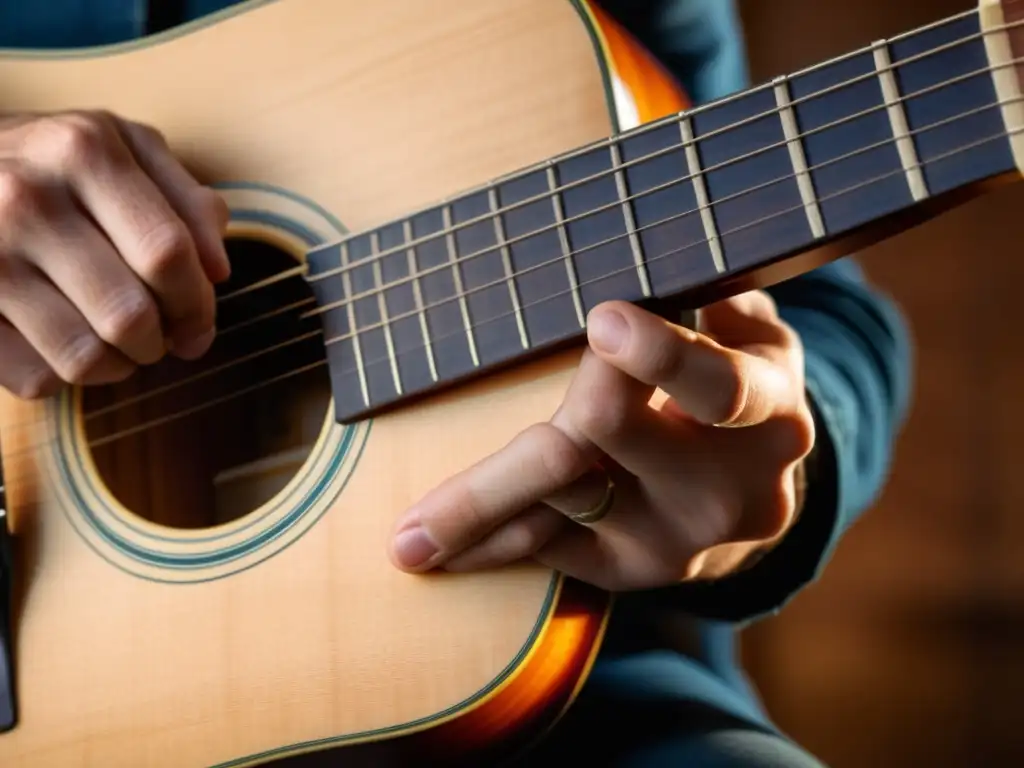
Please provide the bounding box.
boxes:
[81,237,332,530]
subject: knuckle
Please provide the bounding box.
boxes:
[573,394,630,441]
[772,317,802,351]
[503,518,548,558]
[751,289,779,318]
[11,368,59,400]
[42,114,117,172]
[94,289,157,347]
[136,220,194,282]
[129,121,167,148]
[710,359,748,424]
[443,492,488,546]
[770,409,816,462]
[0,167,43,230]
[638,335,684,385]
[528,424,582,487]
[53,333,108,384]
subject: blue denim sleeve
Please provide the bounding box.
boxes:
[604,0,914,621]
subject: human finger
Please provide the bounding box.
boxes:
[0,255,134,386]
[388,422,599,571]
[441,505,566,573]
[118,119,231,284]
[8,177,166,366]
[0,318,61,399]
[586,301,796,427]
[15,111,216,359]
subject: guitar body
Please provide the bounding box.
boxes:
[0,1,689,766]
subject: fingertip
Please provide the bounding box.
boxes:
[169,325,215,360]
[586,304,629,355]
[200,239,232,284]
[205,193,233,283]
[390,525,440,571]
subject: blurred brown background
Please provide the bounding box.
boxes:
[736,0,1024,766]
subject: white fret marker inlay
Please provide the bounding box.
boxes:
[609,140,652,297]
[773,76,826,239]
[679,116,727,274]
[403,221,438,383]
[442,205,480,368]
[873,40,929,202]
[546,164,586,328]
[369,232,403,396]
[339,242,370,407]
[487,189,529,349]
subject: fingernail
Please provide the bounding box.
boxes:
[393,525,439,569]
[588,309,628,354]
[171,327,215,360]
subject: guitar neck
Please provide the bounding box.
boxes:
[306,4,1024,425]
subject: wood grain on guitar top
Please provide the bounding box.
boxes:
[0,1,685,765]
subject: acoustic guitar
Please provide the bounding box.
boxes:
[0,0,1020,765]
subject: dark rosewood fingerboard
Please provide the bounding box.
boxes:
[306,9,1019,424]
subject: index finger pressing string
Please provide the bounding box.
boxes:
[389,422,598,571]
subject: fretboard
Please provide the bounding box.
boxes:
[306,7,1022,425]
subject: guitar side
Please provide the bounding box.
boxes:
[0,1,689,766]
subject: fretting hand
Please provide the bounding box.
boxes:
[0,110,230,399]
[388,291,815,591]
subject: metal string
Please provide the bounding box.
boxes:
[77,123,1024,447]
[301,12,1016,284]
[0,12,1018,459]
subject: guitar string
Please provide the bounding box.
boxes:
[182,22,1009,363]
[239,51,1024,323]
[76,90,1024,422]
[205,16,1015,306]
[198,22,1022,319]
[0,120,1009,463]
[297,125,1024,378]
[300,15,1020,283]
[316,93,1024,346]
[0,33,1015,458]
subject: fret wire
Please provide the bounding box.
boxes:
[403,220,438,382]
[609,139,652,297]
[873,40,930,202]
[324,125,1022,373]
[773,75,826,240]
[314,92,1020,333]
[982,0,1024,172]
[487,188,529,349]
[307,12,1014,272]
[339,242,370,406]
[442,204,480,368]
[370,231,403,395]
[0,18,1012,439]
[322,118,1022,352]
[679,115,726,274]
[308,54,1023,308]
[26,126,1024,444]
[546,164,586,328]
